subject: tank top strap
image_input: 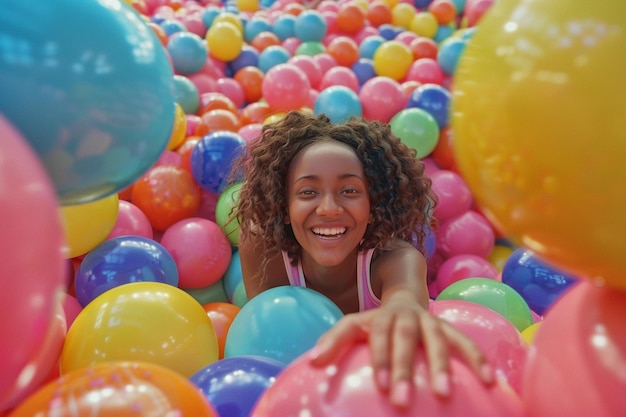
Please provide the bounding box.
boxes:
[282,251,306,287]
[357,248,382,311]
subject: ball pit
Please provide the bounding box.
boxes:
[2,0,624,415]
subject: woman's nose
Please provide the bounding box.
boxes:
[316,194,343,216]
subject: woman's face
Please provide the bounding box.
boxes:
[286,140,371,267]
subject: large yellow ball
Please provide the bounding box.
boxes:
[373,40,414,81]
[452,0,626,290]
[206,21,243,62]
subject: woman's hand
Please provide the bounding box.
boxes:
[309,303,494,408]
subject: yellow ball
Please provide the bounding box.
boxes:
[521,321,542,345]
[212,12,243,32]
[410,11,439,38]
[236,0,259,12]
[61,193,119,258]
[391,3,417,29]
[488,244,515,272]
[452,0,626,290]
[167,102,187,151]
[60,282,219,377]
[206,21,243,62]
[373,40,414,81]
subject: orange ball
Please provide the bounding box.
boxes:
[234,66,265,104]
[131,165,202,232]
[366,0,392,27]
[431,126,457,170]
[201,109,241,132]
[8,362,218,417]
[284,2,305,16]
[251,31,281,52]
[336,3,366,34]
[326,36,360,67]
[239,101,274,126]
[198,92,239,116]
[147,22,167,46]
[428,0,457,25]
[203,302,241,359]
[409,36,439,60]
[177,137,200,174]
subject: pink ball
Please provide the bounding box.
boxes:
[395,31,418,46]
[238,123,263,144]
[318,66,359,92]
[160,217,232,289]
[358,76,405,123]
[435,254,498,295]
[251,343,524,417]
[186,72,218,95]
[281,37,302,55]
[179,13,207,37]
[523,281,626,416]
[354,26,379,45]
[436,210,495,258]
[288,55,323,89]
[405,57,446,85]
[107,200,154,240]
[313,53,338,74]
[62,293,83,329]
[316,0,340,13]
[261,63,311,111]
[430,299,528,395]
[216,77,245,109]
[430,169,473,222]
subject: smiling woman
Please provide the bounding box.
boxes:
[229,110,495,408]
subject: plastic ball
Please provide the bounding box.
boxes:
[222,251,244,302]
[173,74,201,114]
[0,116,67,411]
[351,58,377,86]
[190,356,286,417]
[437,36,466,76]
[318,66,360,92]
[215,77,246,113]
[251,31,282,52]
[428,0,457,24]
[372,40,414,80]
[437,277,534,332]
[410,11,439,38]
[502,248,579,316]
[191,131,247,194]
[215,182,243,246]
[433,253,498,295]
[391,3,417,29]
[167,31,209,75]
[257,45,291,73]
[406,83,451,128]
[261,63,311,111]
[131,165,202,231]
[405,57,446,85]
[523,281,626,416]
[272,14,296,40]
[198,92,239,116]
[251,342,524,417]
[201,108,242,132]
[294,10,327,42]
[107,200,153,240]
[326,36,360,67]
[234,66,266,103]
[366,1,392,27]
[359,35,385,59]
[0,0,175,204]
[487,244,515,272]
[207,21,244,62]
[429,169,473,222]
[389,108,440,158]
[74,235,179,307]
[409,36,439,60]
[288,55,323,89]
[9,361,218,417]
[224,286,343,364]
[314,85,363,124]
[358,76,405,122]
[61,193,120,259]
[336,2,366,34]
[61,282,219,377]
[203,302,241,358]
[245,17,273,43]
[160,218,232,289]
[229,45,260,74]
[437,210,495,259]
[295,40,327,56]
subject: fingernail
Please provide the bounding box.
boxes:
[376,369,390,390]
[308,346,322,361]
[481,364,494,383]
[390,380,411,407]
[433,372,450,396]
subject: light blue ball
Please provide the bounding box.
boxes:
[437,37,467,76]
[258,45,291,73]
[294,10,327,42]
[167,31,208,75]
[314,86,363,124]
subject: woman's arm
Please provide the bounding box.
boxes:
[237,232,289,298]
[310,240,493,407]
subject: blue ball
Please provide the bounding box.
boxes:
[159,18,187,36]
[172,74,200,114]
[201,6,221,28]
[0,0,175,204]
[434,24,456,43]
[437,37,467,76]
[315,86,363,124]
[272,14,296,41]
[191,131,246,194]
[229,45,260,74]
[359,35,385,59]
[222,250,243,302]
[244,16,272,43]
[502,248,579,316]
[167,31,208,75]
[224,286,344,363]
[258,45,291,73]
[294,10,327,42]
[75,236,179,307]
[406,83,451,128]
[351,58,376,86]
[378,24,402,40]
[190,356,286,417]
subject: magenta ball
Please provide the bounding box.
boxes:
[251,343,524,417]
[436,210,495,259]
[108,200,154,240]
[405,57,446,85]
[430,169,473,222]
[288,55,323,89]
[318,66,360,92]
[261,63,311,111]
[358,76,405,122]
[434,254,499,296]
[160,217,233,289]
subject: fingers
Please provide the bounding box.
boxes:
[309,313,368,366]
[420,312,452,397]
[387,309,421,407]
[440,321,494,385]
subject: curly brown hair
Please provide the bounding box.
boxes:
[231,110,437,267]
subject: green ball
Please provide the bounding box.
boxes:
[436,277,534,332]
[390,108,440,159]
[295,41,326,56]
[215,182,242,246]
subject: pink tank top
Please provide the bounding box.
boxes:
[281,248,381,311]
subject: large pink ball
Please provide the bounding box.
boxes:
[437,210,495,258]
[107,200,154,240]
[318,66,360,92]
[0,115,67,410]
[430,299,528,395]
[523,281,626,416]
[261,63,311,111]
[251,343,524,417]
[358,76,405,122]
[160,217,233,289]
[430,169,473,222]
[435,254,499,296]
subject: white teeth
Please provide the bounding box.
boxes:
[312,227,347,237]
